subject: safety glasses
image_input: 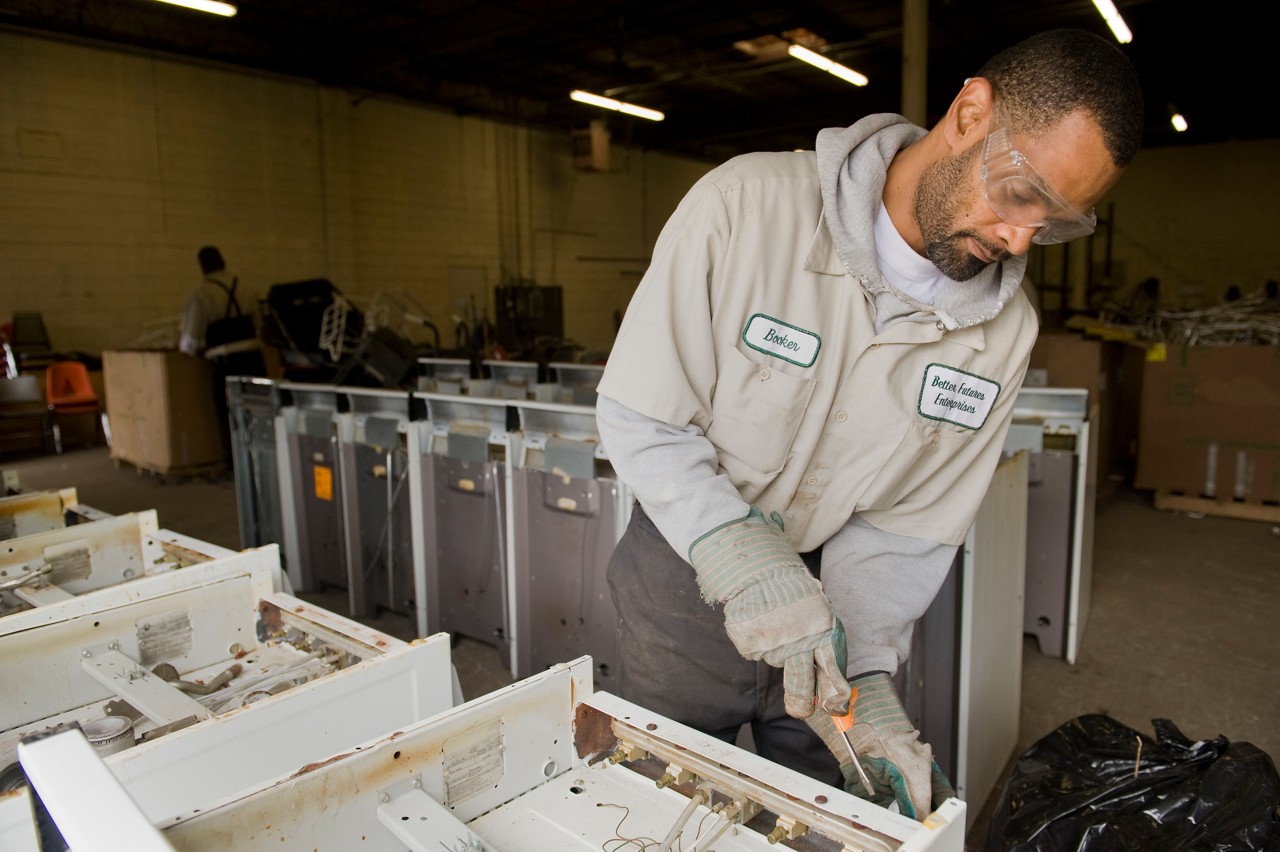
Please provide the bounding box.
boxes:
[981,124,1097,245]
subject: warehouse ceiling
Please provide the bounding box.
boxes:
[2,0,1272,162]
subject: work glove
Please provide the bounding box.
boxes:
[806,672,956,821]
[689,507,848,719]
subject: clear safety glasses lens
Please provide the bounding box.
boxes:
[981,126,1097,246]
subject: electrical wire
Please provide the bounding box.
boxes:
[0,563,52,591]
[385,446,396,606]
[655,787,709,852]
[685,801,742,852]
[686,804,723,851]
[596,802,663,851]
[362,445,409,583]
[491,461,510,645]
[204,650,326,713]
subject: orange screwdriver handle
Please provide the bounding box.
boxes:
[831,686,876,797]
[832,686,858,733]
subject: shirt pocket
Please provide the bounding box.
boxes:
[706,345,816,478]
[856,417,979,511]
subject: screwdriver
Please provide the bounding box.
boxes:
[833,687,877,798]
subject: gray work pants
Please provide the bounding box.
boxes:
[607,504,842,787]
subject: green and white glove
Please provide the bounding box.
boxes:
[806,672,956,820]
[689,507,849,719]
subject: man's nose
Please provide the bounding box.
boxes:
[993,221,1038,257]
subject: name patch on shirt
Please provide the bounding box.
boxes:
[742,314,820,368]
[919,363,1000,430]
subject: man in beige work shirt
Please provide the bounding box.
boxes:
[596,29,1144,819]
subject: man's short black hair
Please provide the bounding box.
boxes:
[198,246,225,275]
[977,29,1144,167]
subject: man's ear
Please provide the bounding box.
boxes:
[942,77,994,152]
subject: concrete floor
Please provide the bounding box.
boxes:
[5,444,1277,849]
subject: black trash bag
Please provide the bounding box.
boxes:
[984,714,1280,851]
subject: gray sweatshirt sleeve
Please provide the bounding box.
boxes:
[820,514,958,678]
[595,393,749,560]
[598,394,957,675]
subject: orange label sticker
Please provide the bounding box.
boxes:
[313,465,333,501]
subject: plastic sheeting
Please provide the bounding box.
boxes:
[984,714,1280,851]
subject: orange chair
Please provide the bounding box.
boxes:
[45,361,110,453]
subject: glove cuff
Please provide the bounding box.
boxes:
[850,672,914,737]
[805,707,849,759]
[689,506,800,603]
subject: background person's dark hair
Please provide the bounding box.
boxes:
[977,28,1144,167]
[198,246,225,275]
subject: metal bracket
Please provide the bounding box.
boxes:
[79,648,212,726]
[376,777,477,852]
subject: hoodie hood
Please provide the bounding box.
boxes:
[815,113,1027,330]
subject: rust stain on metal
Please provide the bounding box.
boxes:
[158,540,213,566]
[573,702,617,763]
[363,731,457,792]
[257,600,284,634]
[290,750,356,778]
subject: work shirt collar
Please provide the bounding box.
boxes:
[811,113,1027,333]
[803,213,986,351]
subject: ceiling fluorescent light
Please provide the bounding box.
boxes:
[1171,113,1188,132]
[1090,0,1132,43]
[570,90,664,122]
[154,0,237,15]
[787,44,868,87]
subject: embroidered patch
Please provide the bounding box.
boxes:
[918,363,1000,430]
[741,314,821,368]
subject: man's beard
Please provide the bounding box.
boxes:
[912,146,1008,282]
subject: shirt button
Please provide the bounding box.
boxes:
[758,369,771,381]
[806,475,818,485]
[935,320,945,331]
[785,511,794,521]
[835,411,848,422]
[869,343,880,350]
[930,431,940,444]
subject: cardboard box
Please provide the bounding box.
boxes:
[1134,344,1280,502]
[1028,332,1146,483]
[1029,332,1107,401]
[103,350,225,473]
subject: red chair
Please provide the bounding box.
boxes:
[45,361,110,453]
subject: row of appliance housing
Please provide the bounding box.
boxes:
[227,360,626,695]
[0,482,963,851]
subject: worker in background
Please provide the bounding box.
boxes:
[596,29,1143,819]
[181,246,235,358]
[179,245,265,457]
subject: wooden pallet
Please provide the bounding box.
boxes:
[1154,490,1280,524]
[112,455,228,482]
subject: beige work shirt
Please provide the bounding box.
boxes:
[597,150,1038,551]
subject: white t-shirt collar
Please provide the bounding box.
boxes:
[873,201,949,307]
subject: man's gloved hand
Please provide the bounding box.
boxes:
[689,507,848,718]
[806,673,956,820]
